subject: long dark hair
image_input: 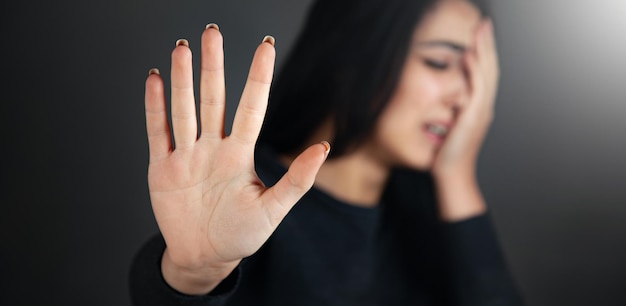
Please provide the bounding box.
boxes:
[259,0,489,158]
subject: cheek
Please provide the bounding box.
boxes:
[371,81,422,149]
[371,68,448,168]
[403,70,445,108]
[380,66,442,130]
[386,70,443,124]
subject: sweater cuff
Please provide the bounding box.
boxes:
[129,234,240,306]
[442,213,505,272]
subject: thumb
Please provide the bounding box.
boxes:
[261,141,330,226]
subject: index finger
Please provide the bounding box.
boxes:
[230,36,276,145]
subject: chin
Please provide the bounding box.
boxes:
[397,152,433,171]
[404,162,432,172]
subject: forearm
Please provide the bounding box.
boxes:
[434,170,524,304]
[440,214,524,305]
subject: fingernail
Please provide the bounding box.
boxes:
[175,38,189,47]
[262,35,275,46]
[320,141,331,155]
[148,68,160,76]
[205,23,220,31]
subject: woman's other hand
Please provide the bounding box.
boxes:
[432,19,499,221]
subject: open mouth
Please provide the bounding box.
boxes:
[425,124,448,137]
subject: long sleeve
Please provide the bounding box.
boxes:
[441,214,524,306]
[382,168,524,306]
[128,233,240,306]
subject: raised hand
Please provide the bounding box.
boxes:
[431,19,499,221]
[144,24,329,295]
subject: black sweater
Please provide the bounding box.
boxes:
[130,145,524,305]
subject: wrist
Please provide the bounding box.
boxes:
[432,168,486,222]
[161,247,239,295]
[432,163,476,184]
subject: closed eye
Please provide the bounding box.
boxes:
[423,59,449,70]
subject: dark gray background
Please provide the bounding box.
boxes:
[2,0,625,305]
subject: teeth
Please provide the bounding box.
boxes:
[427,124,448,136]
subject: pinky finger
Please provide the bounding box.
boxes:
[145,68,172,162]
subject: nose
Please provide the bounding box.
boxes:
[443,68,470,112]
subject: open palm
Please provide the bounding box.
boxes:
[144,25,329,293]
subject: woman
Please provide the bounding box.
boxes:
[130,0,524,305]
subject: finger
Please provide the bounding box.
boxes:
[262,142,330,226]
[230,36,276,145]
[464,46,485,114]
[483,19,500,80]
[171,39,198,150]
[145,68,172,162]
[199,24,226,139]
[474,20,498,73]
[465,20,492,103]
[474,19,499,108]
[474,20,489,62]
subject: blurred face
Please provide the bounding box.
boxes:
[365,0,482,170]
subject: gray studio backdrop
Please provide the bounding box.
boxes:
[3,0,625,305]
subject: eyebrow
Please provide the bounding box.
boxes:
[415,40,467,53]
